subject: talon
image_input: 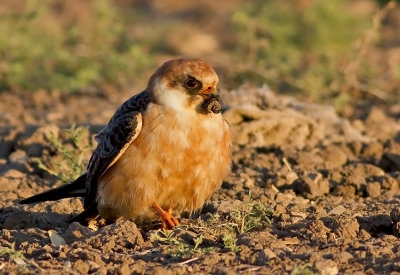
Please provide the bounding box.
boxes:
[152,203,180,229]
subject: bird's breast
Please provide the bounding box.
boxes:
[97,103,231,220]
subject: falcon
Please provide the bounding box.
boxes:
[21,58,231,229]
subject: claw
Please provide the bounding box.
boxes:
[152,203,180,229]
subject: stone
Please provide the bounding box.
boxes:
[293,172,329,197]
[315,259,338,275]
[366,182,381,197]
[0,169,25,191]
[8,150,28,164]
[63,222,93,243]
[73,259,90,275]
[329,205,346,216]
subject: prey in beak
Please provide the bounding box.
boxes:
[199,85,222,114]
[202,93,222,114]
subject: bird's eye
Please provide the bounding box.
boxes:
[185,79,198,88]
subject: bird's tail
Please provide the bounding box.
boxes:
[20,173,87,204]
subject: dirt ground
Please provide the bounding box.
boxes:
[0,86,400,275]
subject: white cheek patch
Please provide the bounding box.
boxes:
[155,82,188,112]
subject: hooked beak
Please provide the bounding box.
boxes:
[199,85,218,98]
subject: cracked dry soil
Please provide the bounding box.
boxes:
[1,87,400,274]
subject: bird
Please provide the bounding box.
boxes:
[20,58,231,229]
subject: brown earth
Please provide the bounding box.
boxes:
[1,87,400,274]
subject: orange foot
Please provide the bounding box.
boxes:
[152,202,180,230]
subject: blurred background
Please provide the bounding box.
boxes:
[0,0,399,115]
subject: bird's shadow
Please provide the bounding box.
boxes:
[1,203,77,231]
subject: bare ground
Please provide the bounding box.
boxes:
[1,87,400,274]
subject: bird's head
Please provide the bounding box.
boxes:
[148,58,222,114]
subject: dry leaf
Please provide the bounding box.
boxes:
[13,257,26,265]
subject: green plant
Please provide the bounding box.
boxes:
[193,235,204,250]
[228,200,274,234]
[177,199,273,255]
[230,0,374,103]
[150,228,176,243]
[0,0,155,92]
[0,243,42,272]
[0,243,25,264]
[222,233,240,253]
[33,124,94,183]
[150,229,215,260]
[291,264,318,275]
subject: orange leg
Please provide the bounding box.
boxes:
[152,202,180,229]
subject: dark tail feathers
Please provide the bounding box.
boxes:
[20,173,87,204]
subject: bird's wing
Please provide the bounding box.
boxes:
[84,90,150,207]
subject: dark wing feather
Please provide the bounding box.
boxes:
[84,91,150,208]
